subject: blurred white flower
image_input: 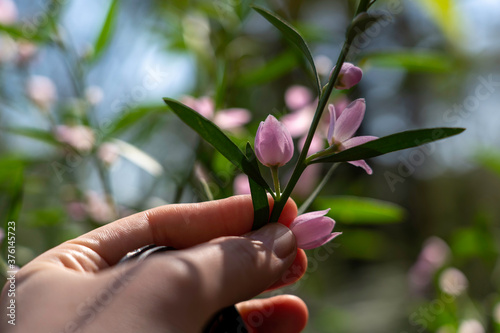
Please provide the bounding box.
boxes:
[439,267,468,296]
[98,142,120,166]
[0,34,17,63]
[457,319,485,333]
[85,86,104,106]
[55,125,95,152]
[314,54,333,76]
[0,0,18,25]
[26,75,58,110]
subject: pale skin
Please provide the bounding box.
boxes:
[1,196,309,332]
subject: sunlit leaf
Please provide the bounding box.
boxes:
[246,143,270,230]
[360,51,454,73]
[163,98,271,191]
[310,127,465,164]
[111,139,163,177]
[339,230,389,259]
[315,196,405,224]
[252,6,321,94]
[414,0,461,43]
[92,0,119,61]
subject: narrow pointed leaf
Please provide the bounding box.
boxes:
[310,127,465,164]
[92,0,119,61]
[315,196,405,224]
[4,127,61,146]
[246,143,270,230]
[252,6,321,94]
[163,98,270,191]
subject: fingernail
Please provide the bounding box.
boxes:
[246,223,296,259]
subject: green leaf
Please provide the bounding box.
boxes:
[245,143,270,230]
[92,0,119,61]
[252,6,321,94]
[315,196,405,224]
[310,127,465,164]
[4,127,61,146]
[360,51,454,73]
[163,98,270,191]
[476,150,500,178]
[237,51,299,87]
[0,24,48,42]
[104,105,163,139]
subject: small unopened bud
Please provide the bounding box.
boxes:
[332,63,363,90]
[254,115,294,167]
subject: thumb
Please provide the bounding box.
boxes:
[162,223,297,320]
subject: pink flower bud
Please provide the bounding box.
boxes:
[289,209,341,250]
[255,115,294,167]
[26,75,57,110]
[55,125,95,152]
[332,63,363,90]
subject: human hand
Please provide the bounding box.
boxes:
[1,195,308,333]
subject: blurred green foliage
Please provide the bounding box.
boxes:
[0,0,499,332]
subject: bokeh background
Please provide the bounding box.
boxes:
[1,0,500,332]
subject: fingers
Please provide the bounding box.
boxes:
[78,195,297,267]
[237,295,308,333]
[31,196,298,272]
[267,248,307,290]
[134,223,298,328]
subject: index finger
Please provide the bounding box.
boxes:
[49,195,298,269]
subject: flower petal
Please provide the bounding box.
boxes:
[290,209,331,228]
[300,232,342,250]
[213,108,251,130]
[348,159,373,175]
[333,98,365,143]
[342,135,378,150]
[327,104,336,144]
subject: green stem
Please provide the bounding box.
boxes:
[269,0,369,222]
[271,166,281,201]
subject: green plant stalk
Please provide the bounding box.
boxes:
[271,166,281,201]
[269,2,367,222]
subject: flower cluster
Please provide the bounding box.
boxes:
[251,62,373,249]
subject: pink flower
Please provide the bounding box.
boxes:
[289,209,341,250]
[332,63,363,90]
[26,75,57,110]
[55,125,95,152]
[255,115,294,167]
[285,85,313,111]
[0,0,18,26]
[327,99,377,174]
[182,96,251,131]
[233,174,251,195]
